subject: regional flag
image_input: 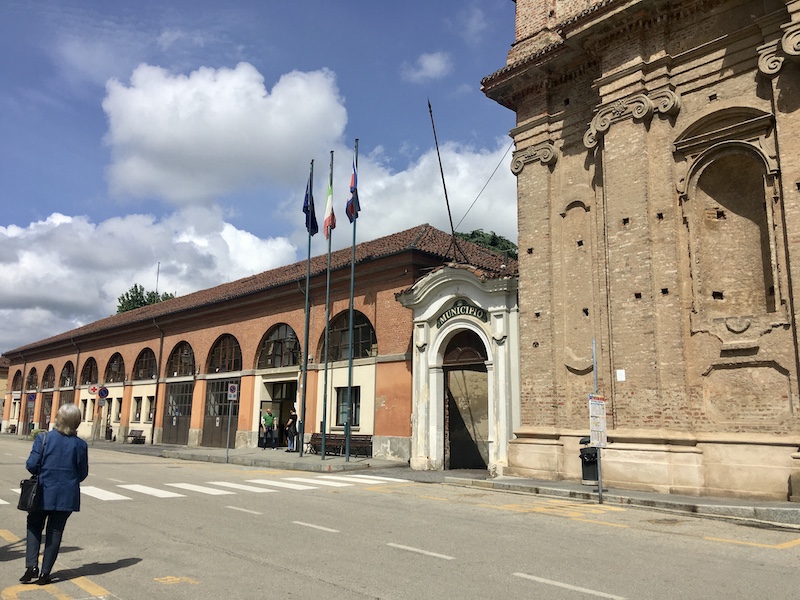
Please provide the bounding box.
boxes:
[303,174,318,236]
[345,154,360,223]
[323,180,336,239]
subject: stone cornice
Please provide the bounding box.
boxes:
[758,2,800,76]
[583,88,681,149]
[511,142,558,175]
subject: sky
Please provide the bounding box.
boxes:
[0,0,518,354]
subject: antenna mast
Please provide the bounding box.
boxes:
[428,99,467,263]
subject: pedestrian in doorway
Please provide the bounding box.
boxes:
[285,407,298,452]
[20,403,89,585]
[262,408,277,450]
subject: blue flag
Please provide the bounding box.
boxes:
[345,154,360,223]
[303,174,318,236]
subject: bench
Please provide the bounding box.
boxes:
[126,429,145,444]
[308,433,372,457]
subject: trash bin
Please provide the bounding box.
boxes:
[105,426,113,441]
[579,436,598,485]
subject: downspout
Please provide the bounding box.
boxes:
[18,352,27,435]
[152,319,165,445]
[71,338,80,397]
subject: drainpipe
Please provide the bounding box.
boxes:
[71,338,80,397]
[152,319,165,445]
[18,352,27,435]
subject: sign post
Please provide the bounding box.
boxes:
[588,393,607,504]
[226,384,238,464]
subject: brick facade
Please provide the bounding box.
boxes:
[484,0,800,499]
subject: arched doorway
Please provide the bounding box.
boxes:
[443,330,489,469]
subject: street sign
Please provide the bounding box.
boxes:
[98,399,106,407]
[27,393,36,402]
[589,394,607,447]
[227,384,238,401]
[98,387,109,399]
[88,384,99,395]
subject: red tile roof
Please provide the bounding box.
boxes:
[4,224,517,356]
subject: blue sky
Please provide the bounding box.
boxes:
[0,0,517,353]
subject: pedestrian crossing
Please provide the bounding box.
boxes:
[3,474,406,505]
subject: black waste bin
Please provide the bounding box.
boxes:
[105,426,113,441]
[579,437,598,485]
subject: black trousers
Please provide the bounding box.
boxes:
[26,510,71,575]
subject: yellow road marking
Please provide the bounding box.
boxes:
[572,518,629,528]
[2,584,72,600]
[704,536,800,549]
[0,530,20,542]
[154,576,200,585]
[71,576,111,596]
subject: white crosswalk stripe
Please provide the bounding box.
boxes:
[246,479,317,490]
[318,475,393,485]
[284,477,353,487]
[117,484,185,498]
[82,486,131,501]
[166,483,236,495]
[1,474,408,505]
[207,481,277,493]
[342,474,407,483]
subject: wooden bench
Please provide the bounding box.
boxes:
[126,429,145,444]
[308,433,372,457]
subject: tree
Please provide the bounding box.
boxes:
[117,284,176,314]
[455,229,518,260]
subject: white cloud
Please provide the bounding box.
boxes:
[0,209,297,352]
[401,52,453,83]
[454,7,488,43]
[103,63,347,204]
[299,138,516,258]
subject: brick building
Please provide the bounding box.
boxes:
[2,225,519,471]
[482,0,800,499]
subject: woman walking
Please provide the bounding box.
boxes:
[20,403,89,585]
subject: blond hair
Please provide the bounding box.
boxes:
[55,403,81,436]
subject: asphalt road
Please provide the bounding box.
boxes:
[2,438,800,599]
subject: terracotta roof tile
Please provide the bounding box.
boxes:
[4,224,517,356]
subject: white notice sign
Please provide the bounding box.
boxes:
[588,394,607,447]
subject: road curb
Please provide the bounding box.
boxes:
[444,477,800,530]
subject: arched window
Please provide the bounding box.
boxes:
[319,310,377,362]
[41,365,56,389]
[25,368,38,390]
[104,353,126,383]
[207,334,242,373]
[133,348,158,380]
[257,324,300,368]
[12,370,23,391]
[60,362,75,387]
[81,358,98,385]
[167,342,195,377]
[443,330,488,366]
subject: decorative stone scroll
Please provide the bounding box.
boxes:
[758,12,800,76]
[583,89,681,149]
[510,142,557,175]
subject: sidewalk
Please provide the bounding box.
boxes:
[92,439,800,530]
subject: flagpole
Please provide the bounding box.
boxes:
[299,159,314,458]
[321,150,334,459]
[345,140,359,462]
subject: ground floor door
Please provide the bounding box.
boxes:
[202,378,239,448]
[39,392,53,430]
[163,382,194,445]
[443,330,489,470]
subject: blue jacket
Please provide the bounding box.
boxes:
[26,431,89,512]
